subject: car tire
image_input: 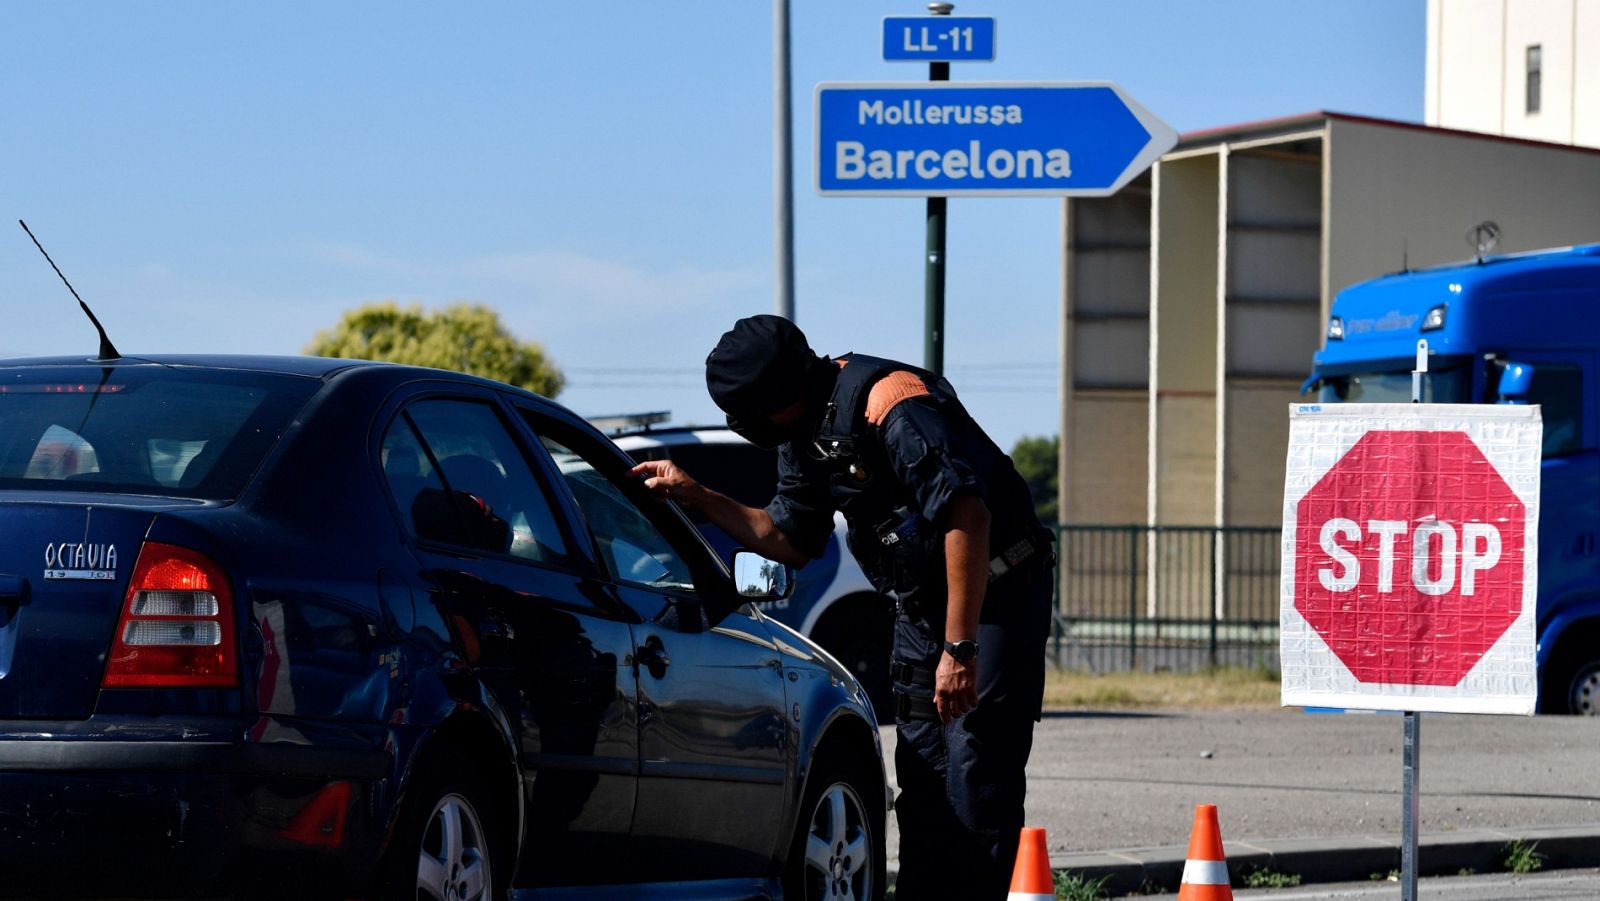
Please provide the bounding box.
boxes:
[814,600,894,725]
[783,754,886,901]
[381,749,507,901]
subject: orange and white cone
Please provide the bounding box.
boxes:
[1007,826,1055,901]
[1176,804,1233,900]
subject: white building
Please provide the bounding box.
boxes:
[1427,0,1600,147]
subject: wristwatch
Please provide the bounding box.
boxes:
[943,639,979,663]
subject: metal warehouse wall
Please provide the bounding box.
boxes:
[1325,117,1600,305]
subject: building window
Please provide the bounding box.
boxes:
[1526,45,1542,115]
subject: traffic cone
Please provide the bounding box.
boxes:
[1007,826,1054,901]
[1177,804,1233,900]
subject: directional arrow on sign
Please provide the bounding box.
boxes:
[814,82,1177,197]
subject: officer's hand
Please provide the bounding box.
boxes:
[631,460,701,505]
[935,653,979,724]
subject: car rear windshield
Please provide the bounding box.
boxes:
[0,366,320,500]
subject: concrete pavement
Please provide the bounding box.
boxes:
[880,707,1600,893]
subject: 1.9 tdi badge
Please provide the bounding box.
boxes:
[44,542,118,581]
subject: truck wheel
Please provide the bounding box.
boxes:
[783,755,885,901]
[814,600,894,724]
[1563,659,1600,716]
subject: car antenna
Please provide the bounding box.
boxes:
[18,220,121,361]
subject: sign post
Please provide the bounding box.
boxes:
[1281,372,1541,898]
[921,4,955,376]
[1402,339,1425,901]
[849,6,1173,375]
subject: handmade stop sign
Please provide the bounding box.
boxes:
[1281,404,1541,715]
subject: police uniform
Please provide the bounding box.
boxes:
[759,352,1055,900]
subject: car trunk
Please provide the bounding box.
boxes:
[0,498,169,719]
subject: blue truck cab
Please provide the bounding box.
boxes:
[1308,243,1600,713]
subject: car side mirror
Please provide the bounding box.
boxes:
[1497,361,1535,403]
[732,550,793,601]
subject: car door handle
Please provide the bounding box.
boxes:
[0,575,27,606]
[637,635,671,676]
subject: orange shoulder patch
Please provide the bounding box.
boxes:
[865,371,930,426]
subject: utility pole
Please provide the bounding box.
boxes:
[774,0,795,320]
[923,2,953,374]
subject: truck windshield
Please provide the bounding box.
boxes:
[1317,360,1474,404]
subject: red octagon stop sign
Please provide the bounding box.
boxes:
[1294,430,1527,687]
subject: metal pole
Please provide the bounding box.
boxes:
[1402,712,1421,901]
[773,0,795,320]
[1209,528,1219,668]
[924,2,953,375]
[1128,525,1139,671]
[1401,336,1428,901]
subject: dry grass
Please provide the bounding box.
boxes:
[1043,667,1281,710]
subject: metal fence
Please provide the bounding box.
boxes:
[1049,525,1282,673]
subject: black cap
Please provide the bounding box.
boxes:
[705,315,815,418]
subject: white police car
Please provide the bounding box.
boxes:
[609,418,894,720]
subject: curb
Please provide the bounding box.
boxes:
[1049,825,1600,895]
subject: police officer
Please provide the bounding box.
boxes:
[631,315,1055,899]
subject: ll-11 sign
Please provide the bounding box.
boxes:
[882,15,995,62]
[814,82,1176,197]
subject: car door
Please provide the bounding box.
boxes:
[381,393,640,888]
[517,408,791,884]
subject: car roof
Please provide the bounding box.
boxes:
[0,354,382,379]
[610,426,750,449]
[0,352,597,434]
[0,354,568,396]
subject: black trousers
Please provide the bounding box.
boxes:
[890,564,1053,900]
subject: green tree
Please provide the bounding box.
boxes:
[306,302,564,397]
[1010,434,1059,525]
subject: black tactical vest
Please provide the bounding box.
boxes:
[806,354,962,595]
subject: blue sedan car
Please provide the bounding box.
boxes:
[0,355,885,900]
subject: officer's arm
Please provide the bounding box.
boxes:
[691,485,812,568]
[631,460,812,568]
[943,494,991,647]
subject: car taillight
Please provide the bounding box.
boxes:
[103,543,237,688]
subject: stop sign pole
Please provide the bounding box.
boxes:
[1401,339,1426,901]
[1282,339,1542,901]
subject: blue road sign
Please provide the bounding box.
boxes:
[883,16,995,62]
[815,82,1178,197]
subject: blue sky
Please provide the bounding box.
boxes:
[1,2,1424,450]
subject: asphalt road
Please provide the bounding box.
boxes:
[880,707,1600,865]
[1235,869,1600,899]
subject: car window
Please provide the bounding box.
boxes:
[1527,365,1585,458]
[394,400,570,565]
[0,368,317,499]
[628,442,780,518]
[538,434,696,593]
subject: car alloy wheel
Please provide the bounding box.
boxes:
[801,780,874,900]
[416,792,492,901]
